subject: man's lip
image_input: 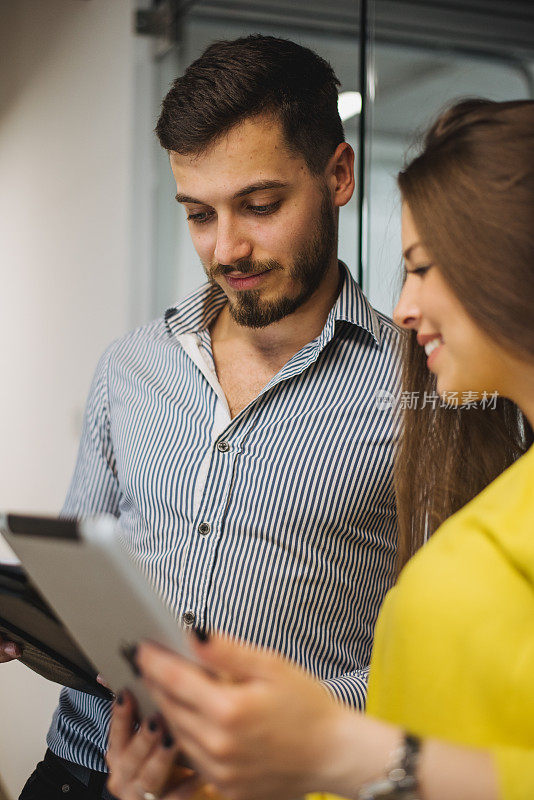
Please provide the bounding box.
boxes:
[224,270,271,291]
[225,269,270,278]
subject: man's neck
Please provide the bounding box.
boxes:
[210,260,343,364]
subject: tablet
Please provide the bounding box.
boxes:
[0,561,112,700]
[0,513,194,717]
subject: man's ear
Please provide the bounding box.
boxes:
[327,142,356,208]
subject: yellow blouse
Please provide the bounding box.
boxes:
[310,444,534,800]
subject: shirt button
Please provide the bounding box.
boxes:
[217,440,230,452]
[198,522,211,536]
[61,785,71,794]
[182,611,196,626]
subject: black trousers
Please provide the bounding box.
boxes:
[19,750,115,800]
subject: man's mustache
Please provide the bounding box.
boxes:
[208,259,284,277]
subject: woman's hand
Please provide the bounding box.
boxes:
[118,638,501,800]
[106,689,208,800]
[136,636,354,800]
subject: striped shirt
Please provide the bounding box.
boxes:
[47,262,400,770]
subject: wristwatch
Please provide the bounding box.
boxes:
[358,733,422,799]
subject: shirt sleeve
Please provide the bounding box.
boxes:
[321,666,369,710]
[61,344,121,519]
[494,746,534,800]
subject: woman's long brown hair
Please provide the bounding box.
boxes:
[395,99,534,573]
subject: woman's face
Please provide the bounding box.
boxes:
[393,203,510,399]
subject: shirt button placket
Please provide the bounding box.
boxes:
[192,439,230,635]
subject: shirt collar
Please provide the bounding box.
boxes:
[164,281,227,337]
[164,262,382,347]
[321,261,382,347]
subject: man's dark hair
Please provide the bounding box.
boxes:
[155,34,345,174]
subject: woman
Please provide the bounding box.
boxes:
[106,99,534,800]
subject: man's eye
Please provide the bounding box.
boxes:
[187,210,214,225]
[248,200,281,215]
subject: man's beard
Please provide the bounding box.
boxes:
[203,190,337,329]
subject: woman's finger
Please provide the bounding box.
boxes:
[143,678,204,730]
[115,715,165,782]
[107,690,138,757]
[143,681,249,772]
[138,643,221,714]
[130,736,186,798]
[188,633,279,682]
[156,720,241,791]
[163,774,221,800]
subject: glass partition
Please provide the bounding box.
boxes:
[145,0,534,320]
[365,1,534,315]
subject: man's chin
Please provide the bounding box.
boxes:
[227,302,277,329]
[227,290,312,329]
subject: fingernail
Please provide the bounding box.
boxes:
[193,628,209,643]
[163,734,175,749]
[116,692,124,706]
[148,716,159,732]
[5,643,21,657]
[120,643,140,676]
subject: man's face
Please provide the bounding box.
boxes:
[169,115,337,328]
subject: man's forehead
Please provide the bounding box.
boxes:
[169,115,306,189]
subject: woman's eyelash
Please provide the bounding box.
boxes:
[407,265,433,276]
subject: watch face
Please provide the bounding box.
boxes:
[359,780,420,799]
[359,735,421,799]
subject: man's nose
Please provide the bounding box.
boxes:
[393,282,421,330]
[214,217,252,266]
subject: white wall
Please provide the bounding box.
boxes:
[0,1,136,795]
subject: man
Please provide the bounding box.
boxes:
[4,34,399,799]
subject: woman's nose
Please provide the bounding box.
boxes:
[393,282,421,330]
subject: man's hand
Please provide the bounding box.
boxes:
[96,673,112,690]
[0,634,22,663]
[106,690,222,800]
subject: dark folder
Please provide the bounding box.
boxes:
[0,562,113,700]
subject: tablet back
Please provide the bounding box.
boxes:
[0,513,193,717]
